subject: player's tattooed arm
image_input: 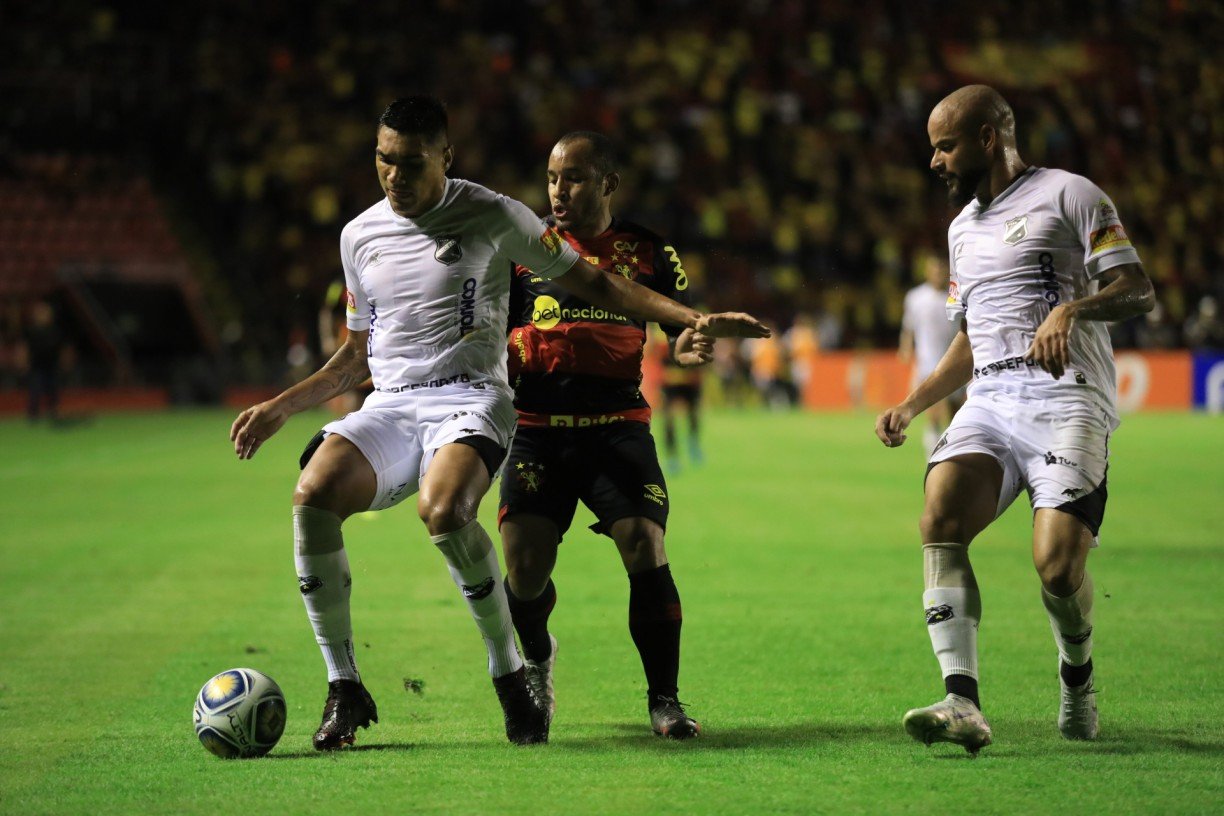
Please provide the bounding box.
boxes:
[1026,264,1154,379]
[230,330,370,460]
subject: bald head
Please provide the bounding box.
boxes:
[927,85,1026,207]
[931,85,1017,147]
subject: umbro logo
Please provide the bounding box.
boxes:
[1003,215,1028,245]
[1061,487,1084,499]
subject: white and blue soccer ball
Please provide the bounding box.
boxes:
[193,668,286,759]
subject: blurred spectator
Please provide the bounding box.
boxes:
[21,301,64,422]
[1184,296,1224,350]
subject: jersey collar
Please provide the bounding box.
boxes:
[972,166,1039,215]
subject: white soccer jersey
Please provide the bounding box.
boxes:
[903,283,960,377]
[945,167,1141,422]
[340,178,580,392]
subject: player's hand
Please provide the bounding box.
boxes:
[875,403,917,448]
[673,329,714,367]
[230,400,290,460]
[694,312,771,339]
[1025,304,1075,380]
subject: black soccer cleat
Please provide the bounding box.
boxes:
[313,679,378,751]
[650,696,701,740]
[493,666,548,745]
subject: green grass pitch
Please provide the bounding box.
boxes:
[0,408,1220,814]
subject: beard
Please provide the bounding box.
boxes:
[946,165,986,207]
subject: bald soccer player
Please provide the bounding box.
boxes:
[875,85,1154,752]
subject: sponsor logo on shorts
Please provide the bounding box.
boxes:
[1044,451,1080,468]
[435,236,463,265]
[925,604,954,625]
[458,277,478,336]
[1003,215,1028,245]
[461,578,495,600]
[932,434,949,455]
[299,576,323,595]
[377,373,472,392]
[643,483,667,506]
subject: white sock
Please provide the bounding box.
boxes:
[431,520,522,678]
[293,506,360,683]
[924,586,982,681]
[1041,572,1094,668]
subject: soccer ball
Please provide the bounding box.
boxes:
[193,668,286,759]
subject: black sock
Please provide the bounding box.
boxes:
[1061,658,1093,688]
[945,673,980,709]
[504,578,556,663]
[628,564,682,705]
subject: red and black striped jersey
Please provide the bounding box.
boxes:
[507,217,691,426]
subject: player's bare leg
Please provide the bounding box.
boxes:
[1034,509,1099,740]
[610,516,699,739]
[904,453,1000,753]
[419,444,546,744]
[293,434,380,750]
[501,513,562,722]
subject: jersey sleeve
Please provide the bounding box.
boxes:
[490,195,580,280]
[1059,174,1142,278]
[339,226,370,331]
[652,241,692,338]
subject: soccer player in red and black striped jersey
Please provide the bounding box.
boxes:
[499,132,712,739]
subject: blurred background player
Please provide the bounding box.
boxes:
[899,252,964,455]
[876,85,1154,752]
[230,102,768,750]
[316,280,371,416]
[499,131,724,739]
[655,326,705,472]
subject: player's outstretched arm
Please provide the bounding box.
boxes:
[1025,263,1154,379]
[554,258,770,339]
[875,327,973,448]
[230,330,370,460]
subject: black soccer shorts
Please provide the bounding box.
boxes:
[498,422,669,538]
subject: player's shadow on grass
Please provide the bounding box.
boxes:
[266,742,417,759]
[555,721,898,750]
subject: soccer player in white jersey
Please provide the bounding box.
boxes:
[229,96,769,750]
[875,85,1154,752]
[900,253,965,456]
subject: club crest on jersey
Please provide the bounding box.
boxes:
[615,263,635,280]
[434,236,463,265]
[1003,215,1028,245]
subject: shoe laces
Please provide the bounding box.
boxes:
[651,695,690,714]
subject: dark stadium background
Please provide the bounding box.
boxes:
[2,0,1221,411]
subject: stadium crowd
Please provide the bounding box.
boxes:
[2,0,1222,387]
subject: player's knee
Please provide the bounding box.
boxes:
[294,471,350,517]
[417,495,475,536]
[1034,550,1083,596]
[919,507,970,544]
[506,561,550,600]
[614,526,666,572]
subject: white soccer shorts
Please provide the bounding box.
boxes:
[321,383,516,511]
[927,392,1112,538]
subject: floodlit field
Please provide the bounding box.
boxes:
[1,409,1220,814]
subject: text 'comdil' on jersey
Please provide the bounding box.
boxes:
[531,295,629,330]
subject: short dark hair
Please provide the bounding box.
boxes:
[558,131,617,176]
[378,96,449,142]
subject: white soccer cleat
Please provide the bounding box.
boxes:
[903,693,993,754]
[524,634,557,724]
[1058,671,1099,741]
